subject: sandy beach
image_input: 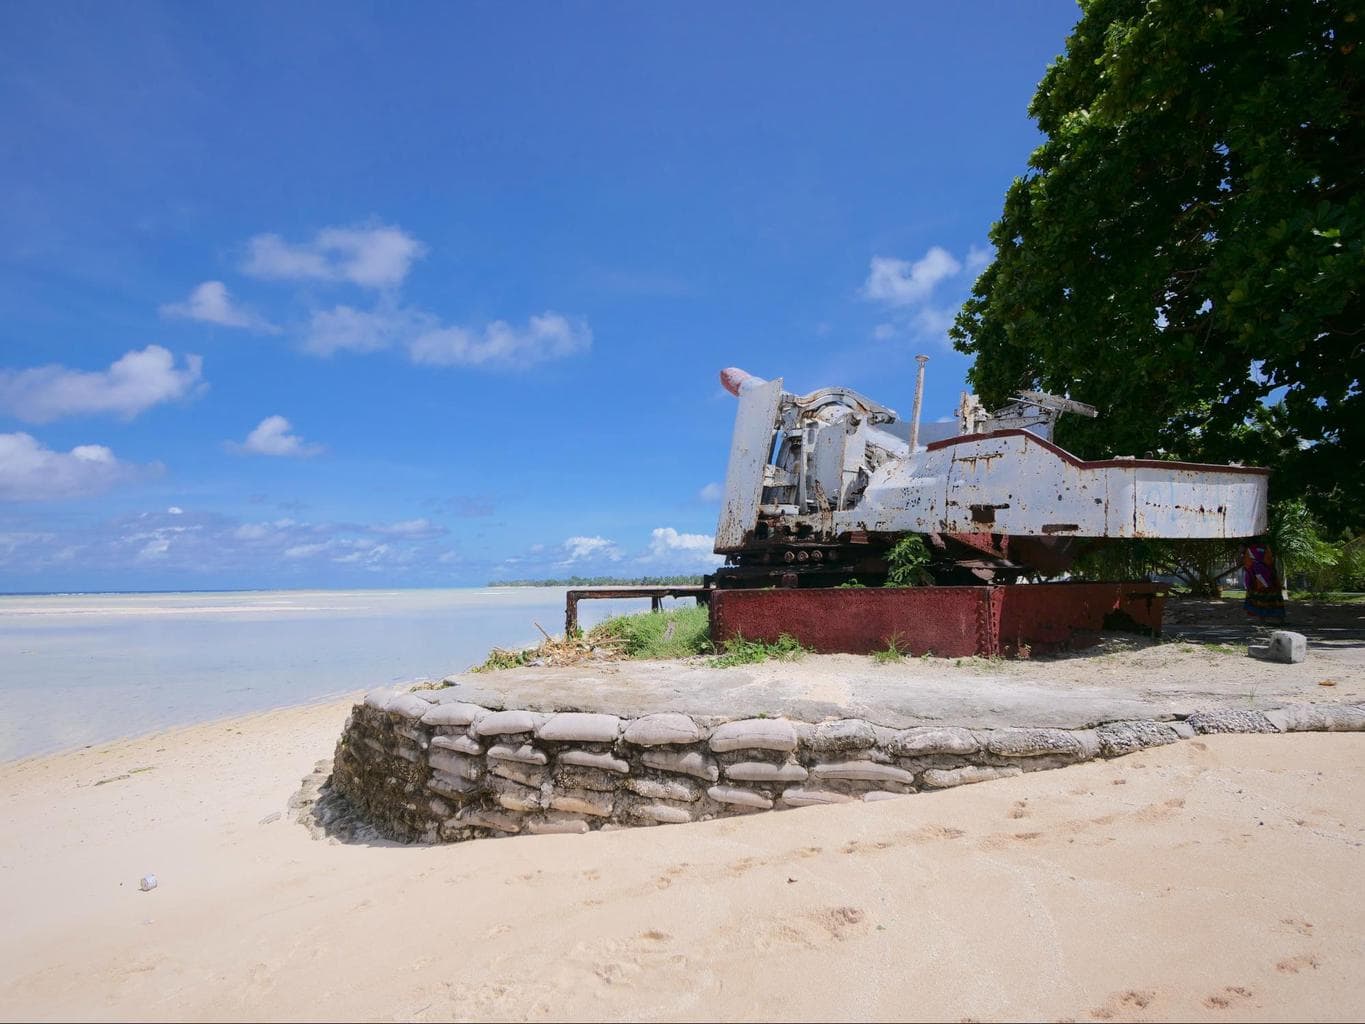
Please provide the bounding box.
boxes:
[1,696,1361,1022]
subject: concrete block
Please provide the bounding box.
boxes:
[459,807,523,833]
[428,749,482,780]
[808,719,877,753]
[724,761,809,784]
[486,742,548,765]
[642,748,719,782]
[780,787,854,807]
[1170,720,1196,740]
[986,728,1087,759]
[550,789,614,817]
[558,750,630,774]
[1269,703,1365,732]
[387,694,432,720]
[862,791,910,802]
[1186,709,1279,734]
[430,733,482,756]
[709,718,798,753]
[627,776,701,802]
[622,713,703,746]
[428,771,478,798]
[394,723,428,747]
[490,777,544,812]
[363,689,397,711]
[473,710,540,737]
[421,702,489,727]
[920,765,1022,789]
[490,760,548,787]
[706,785,773,809]
[1248,630,1307,664]
[553,764,619,792]
[888,726,980,756]
[1095,720,1181,758]
[526,814,591,835]
[631,802,693,824]
[811,760,916,785]
[536,713,622,743]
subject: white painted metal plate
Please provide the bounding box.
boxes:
[715,377,783,552]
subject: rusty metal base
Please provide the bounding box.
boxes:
[708,582,1165,658]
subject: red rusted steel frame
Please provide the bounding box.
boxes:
[565,585,710,635]
[708,583,1165,658]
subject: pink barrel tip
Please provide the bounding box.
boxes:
[720,367,762,396]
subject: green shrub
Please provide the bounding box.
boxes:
[871,635,908,663]
[587,604,712,659]
[708,632,808,668]
[884,535,934,587]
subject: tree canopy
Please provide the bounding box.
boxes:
[951,0,1362,533]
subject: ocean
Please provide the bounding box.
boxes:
[0,587,670,760]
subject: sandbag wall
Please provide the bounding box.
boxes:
[330,687,1365,844]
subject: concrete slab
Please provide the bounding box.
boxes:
[437,631,1365,731]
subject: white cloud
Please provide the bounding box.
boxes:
[304,304,592,371]
[138,537,171,559]
[371,518,445,538]
[0,432,155,501]
[243,224,426,289]
[229,415,324,458]
[911,306,957,338]
[0,346,204,424]
[283,541,329,560]
[303,303,423,356]
[166,506,184,515]
[408,312,592,369]
[861,248,962,307]
[965,245,992,272]
[698,481,724,502]
[281,536,396,568]
[644,527,720,568]
[872,323,898,341]
[160,281,278,332]
[561,535,622,563]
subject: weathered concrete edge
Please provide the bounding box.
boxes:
[326,688,1365,844]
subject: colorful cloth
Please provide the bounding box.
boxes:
[1242,543,1285,620]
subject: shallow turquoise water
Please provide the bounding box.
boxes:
[0,588,670,760]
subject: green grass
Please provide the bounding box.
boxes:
[587,605,713,659]
[708,632,809,668]
[872,635,908,663]
[471,647,536,672]
[1204,642,1244,656]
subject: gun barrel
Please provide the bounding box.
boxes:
[720,367,767,397]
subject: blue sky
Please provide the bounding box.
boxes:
[0,1,1081,591]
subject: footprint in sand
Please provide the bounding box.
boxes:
[1275,954,1321,974]
[1009,800,1029,819]
[1281,916,1314,936]
[1089,988,1155,1019]
[810,905,868,941]
[1202,986,1253,1010]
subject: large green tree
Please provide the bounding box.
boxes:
[951,0,1362,533]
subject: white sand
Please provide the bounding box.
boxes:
[1,700,1362,1022]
